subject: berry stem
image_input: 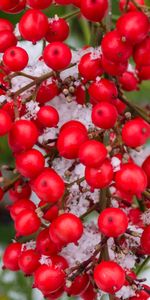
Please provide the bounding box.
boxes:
[135,256,150,275]
[62,9,80,20]
[3,174,21,193]
[80,203,99,220]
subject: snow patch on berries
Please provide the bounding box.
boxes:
[111,157,121,172]
[116,285,136,299]
[61,222,100,266]
[23,100,40,120]
[90,47,102,60]
[141,209,150,225]
[21,240,36,251]
[39,255,52,266]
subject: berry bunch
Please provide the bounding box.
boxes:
[0,0,150,299]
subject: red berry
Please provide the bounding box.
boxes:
[0,187,4,201]
[27,0,52,9]
[49,213,83,246]
[9,180,31,202]
[101,30,132,63]
[65,273,90,296]
[141,225,150,254]
[137,65,150,81]
[8,120,38,152]
[41,204,59,222]
[0,18,13,32]
[46,287,64,300]
[81,282,96,300]
[78,140,107,168]
[115,163,147,198]
[98,207,128,237]
[36,228,59,256]
[101,55,128,76]
[0,30,17,53]
[18,249,40,275]
[3,242,22,271]
[0,109,12,136]
[88,78,118,103]
[92,102,118,129]
[72,0,81,7]
[9,199,36,221]
[119,71,138,91]
[15,149,45,179]
[129,289,150,300]
[81,0,108,22]
[19,9,49,43]
[78,53,103,81]
[85,159,113,189]
[113,98,126,114]
[142,156,150,188]
[133,36,150,66]
[3,46,29,71]
[122,118,150,148]
[55,0,72,4]
[57,125,88,159]
[119,0,145,12]
[34,264,65,293]
[4,0,26,13]
[60,120,87,134]
[117,11,149,45]
[43,42,72,70]
[15,208,41,236]
[31,168,65,203]
[36,80,59,104]
[45,18,69,43]
[37,106,59,128]
[75,85,86,105]
[51,255,69,270]
[0,0,18,10]
[94,261,125,294]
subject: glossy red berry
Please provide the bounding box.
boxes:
[0,109,12,136]
[81,282,96,300]
[81,0,108,22]
[46,287,64,300]
[15,149,45,179]
[3,242,22,271]
[85,159,113,189]
[65,273,90,296]
[15,209,41,236]
[49,213,83,246]
[129,289,150,300]
[142,156,150,188]
[101,30,132,63]
[19,9,49,43]
[98,207,128,237]
[9,199,36,221]
[0,187,4,201]
[36,228,59,256]
[133,37,150,67]
[119,0,145,12]
[36,80,59,104]
[4,0,26,13]
[94,261,125,294]
[43,42,72,70]
[55,0,72,4]
[92,102,118,129]
[0,0,18,10]
[45,18,69,43]
[101,55,128,76]
[78,140,107,168]
[51,255,69,270]
[117,11,149,45]
[34,264,65,293]
[37,106,59,128]
[115,163,147,198]
[41,204,59,222]
[57,125,88,159]
[122,118,150,148]
[0,30,17,53]
[88,78,118,103]
[137,65,150,81]
[60,120,87,134]
[8,120,38,153]
[3,46,29,71]
[141,225,150,254]
[119,71,138,91]
[31,168,65,203]
[18,250,40,275]
[75,85,86,105]
[27,0,52,9]
[78,53,103,81]
[9,180,31,202]
[0,18,13,31]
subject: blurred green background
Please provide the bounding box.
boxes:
[0,0,150,299]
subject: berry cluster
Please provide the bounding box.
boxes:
[0,0,150,299]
